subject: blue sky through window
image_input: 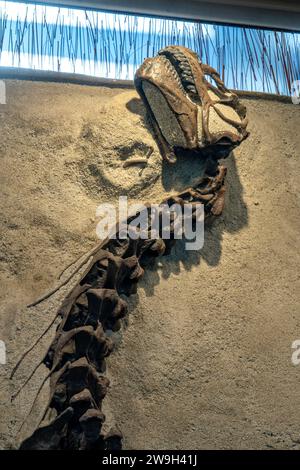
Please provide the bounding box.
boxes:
[0,1,299,95]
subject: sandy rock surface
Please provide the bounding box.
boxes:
[0,80,299,449]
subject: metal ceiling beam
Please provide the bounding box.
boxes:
[13,0,300,32]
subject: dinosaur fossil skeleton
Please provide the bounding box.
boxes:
[13,46,249,450]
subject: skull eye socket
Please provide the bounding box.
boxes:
[214,136,234,146]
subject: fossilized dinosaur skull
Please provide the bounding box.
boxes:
[134,45,249,163]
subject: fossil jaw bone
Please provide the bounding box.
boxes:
[134,45,249,163]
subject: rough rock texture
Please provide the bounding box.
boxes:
[0,80,300,449]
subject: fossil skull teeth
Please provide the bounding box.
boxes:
[158,46,197,100]
[134,45,249,163]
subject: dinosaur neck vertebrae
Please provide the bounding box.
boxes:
[15,45,249,450]
[17,165,226,450]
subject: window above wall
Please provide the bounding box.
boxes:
[0,1,299,96]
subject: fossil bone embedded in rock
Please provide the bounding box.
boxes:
[134,45,249,163]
